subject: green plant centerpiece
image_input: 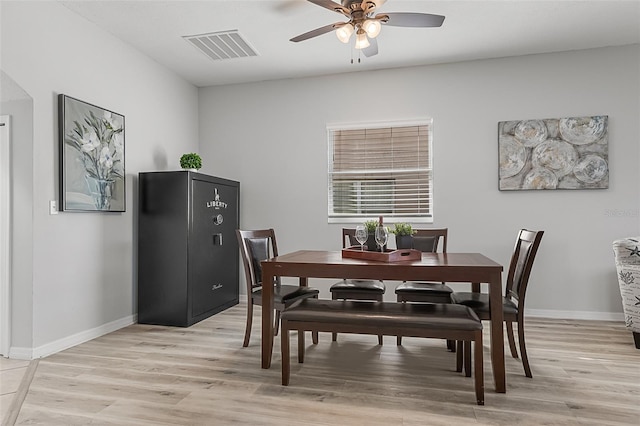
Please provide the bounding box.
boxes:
[390,223,415,236]
[363,220,378,233]
[390,223,416,249]
[363,219,380,251]
[180,153,202,171]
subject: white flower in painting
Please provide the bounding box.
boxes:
[99,146,114,170]
[113,133,124,155]
[103,111,121,131]
[80,129,100,152]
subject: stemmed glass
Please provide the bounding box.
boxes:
[375,225,388,252]
[355,225,368,251]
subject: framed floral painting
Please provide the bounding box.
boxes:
[58,95,125,212]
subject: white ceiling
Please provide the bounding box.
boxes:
[59,0,640,87]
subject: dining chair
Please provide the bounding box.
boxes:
[236,229,320,347]
[329,228,385,345]
[395,228,453,346]
[451,229,544,377]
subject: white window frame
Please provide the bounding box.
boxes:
[327,119,434,224]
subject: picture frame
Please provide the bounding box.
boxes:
[498,115,608,191]
[58,94,125,212]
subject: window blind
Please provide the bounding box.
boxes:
[328,121,433,223]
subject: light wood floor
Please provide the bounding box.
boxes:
[7,303,640,425]
[0,358,30,421]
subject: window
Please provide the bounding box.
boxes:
[328,120,433,223]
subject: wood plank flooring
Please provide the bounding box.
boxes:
[9,304,640,425]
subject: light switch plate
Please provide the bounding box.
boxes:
[49,200,58,215]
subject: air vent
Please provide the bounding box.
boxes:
[183,30,258,61]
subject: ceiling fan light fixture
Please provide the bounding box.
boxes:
[362,19,381,38]
[336,23,354,43]
[354,29,370,49]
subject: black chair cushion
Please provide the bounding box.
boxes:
[246,237,269,285]
[330,279,386,294]
[395,282,453,295]
[395,282,453,303]
[412,236,438,252]
[253,284,319,305]
[450,292,518,316]
[282,299,482,331]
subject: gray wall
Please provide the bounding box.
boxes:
[199,45,640,320]
[1,1,199,358]
[1,1,638,359]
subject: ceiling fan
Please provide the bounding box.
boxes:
[290,0,445,57]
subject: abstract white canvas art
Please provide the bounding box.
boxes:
[498,115,608,190]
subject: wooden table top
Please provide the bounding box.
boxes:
[262,250,503,282]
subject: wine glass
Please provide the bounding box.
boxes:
[355,225,368,251]
[375,225,388,252]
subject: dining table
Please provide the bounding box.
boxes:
[260,250,506,393]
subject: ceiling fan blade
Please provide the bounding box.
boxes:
[380,12,445,28]
[307,0,350,15]
[362,37,378,57]
[290,22,341,42]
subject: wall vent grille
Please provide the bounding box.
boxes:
[183,30,258,61]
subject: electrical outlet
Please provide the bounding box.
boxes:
[49,200,58,215]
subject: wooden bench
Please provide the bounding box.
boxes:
[280,299,484,405]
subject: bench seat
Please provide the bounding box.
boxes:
[280,299,484,405]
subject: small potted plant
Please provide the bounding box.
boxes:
[180,153,202,172]
[390,223,416,249]
[363,219,380,251]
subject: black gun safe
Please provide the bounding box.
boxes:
[138,171,239,326]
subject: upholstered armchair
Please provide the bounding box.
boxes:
[612,237,640,349]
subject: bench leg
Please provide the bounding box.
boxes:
[298,330,305,363]
[474,333,484,405]
[397,335,402,346]
[312,331,318,345]
[378,335,383,345]
[332,332,337,342]
[456,340,463,372]
[281,323,290,386]
[447,339,456,352]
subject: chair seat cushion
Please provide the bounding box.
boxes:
[395,282,453,295]
[450,292,518,316]
[253,285,319,305]
[330,280,386,294]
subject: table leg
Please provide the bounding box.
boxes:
[489,271,505,392]
[262,268,274,369]
[299,277,308,287]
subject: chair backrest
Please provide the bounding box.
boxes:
[412,228,448,253]
[505,229,544,305]
[236,229,279,292]
[342,228,358,248]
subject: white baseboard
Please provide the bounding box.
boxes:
[9,314,137,360]
[525,308,624,322]
[8,346,33,360]
[5,305,625,360]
